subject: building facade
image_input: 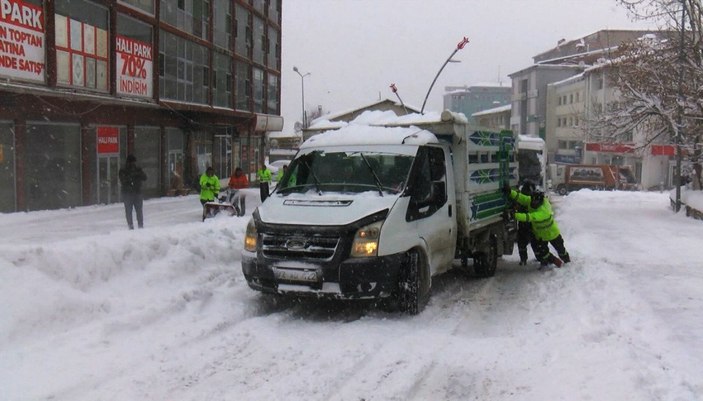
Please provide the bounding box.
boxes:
[0,0,282,213]
[472,104,510,131]
[443,84,510,124]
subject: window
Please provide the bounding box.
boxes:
[133,126,161,197]
[213,52,232,107]
[234,4,250,57]
[0,123,15,212]
[213,0,231,49]
[268,0,280,23]
[576,92,580,102]
[55,0,109,91]
[119,0,154,14]
[251,0,265,13]
[235,61,250,110]
[558,96,562,106]
[160,0,209,40]
[557,118,561,127]
[159,30,209,104]
[116,14,153,98]
[252,67,264,112]
[569,93,573,104]
[252,16,265,65]
[25,123,82,210]
[267,26,279,69]
[267,73,278,114]
[406,147,446,221]
[558,140,567,150]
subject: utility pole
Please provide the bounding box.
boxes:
[675,0,686,212]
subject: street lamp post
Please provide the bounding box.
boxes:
[293,66,311,129]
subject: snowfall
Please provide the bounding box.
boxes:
[1,188,703,401]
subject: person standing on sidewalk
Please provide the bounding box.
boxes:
[119,155,147,229]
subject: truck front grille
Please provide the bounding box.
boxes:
[261,233,340,260]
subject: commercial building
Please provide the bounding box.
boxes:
[0,0,282,212]
[443,84,510,125]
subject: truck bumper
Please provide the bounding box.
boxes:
[242,252,404,299]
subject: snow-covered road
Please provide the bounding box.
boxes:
[1,190,702,401]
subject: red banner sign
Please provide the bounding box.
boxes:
[0,0,46,82]
[650,144,675,156]
[97,126,119,154]
[585,142,634,154]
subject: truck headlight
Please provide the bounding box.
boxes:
[351,220,383,257]
[244,219,257,252]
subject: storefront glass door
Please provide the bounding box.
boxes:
[98,155,120,204]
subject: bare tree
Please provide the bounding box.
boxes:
[595,0,703,159]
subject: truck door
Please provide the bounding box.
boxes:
[406,146,455,273]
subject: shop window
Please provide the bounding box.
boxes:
[0,123,15,212]
[235,61,250,111]
[252,67,264,113]
[213,52,232,107]
[25,123,82,211]
[119,0,154,15]
[55,0,109,91]
[116,14,153,98]
[133,126,161,197]
[234,4,250,58]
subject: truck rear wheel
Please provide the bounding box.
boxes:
[473,236,498,278]
[397,249,429,315]
[556,184,567,196]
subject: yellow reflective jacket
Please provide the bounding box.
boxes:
[509,189,561,242]
[199,174,220,201]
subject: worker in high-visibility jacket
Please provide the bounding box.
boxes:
[199,167,220,205]
[257,164,272,201]
[503,183,570,268]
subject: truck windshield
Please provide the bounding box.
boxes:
[276,150,413,195]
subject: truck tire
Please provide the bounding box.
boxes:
[556,184,567,196]
[397,249,429,315]
[473,236,498,278]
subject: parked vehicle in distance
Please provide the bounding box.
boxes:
[241,111,520,314]
[549,164,638,195]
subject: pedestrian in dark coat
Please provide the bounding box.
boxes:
[119,155,147,229]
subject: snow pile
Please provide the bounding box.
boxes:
[301,124,437,148]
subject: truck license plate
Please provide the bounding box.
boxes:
[273,267,319,282]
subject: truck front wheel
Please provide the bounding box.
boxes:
[556,184,568,196]
[473,236,498,278]
[397,249,430,315]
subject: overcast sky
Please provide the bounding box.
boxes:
[278,0,658,134]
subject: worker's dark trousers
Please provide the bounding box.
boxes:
[259,182,270,201]
[534,235,569,263]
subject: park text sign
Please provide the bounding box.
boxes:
[0,0,45,82]
[116,35,152,98]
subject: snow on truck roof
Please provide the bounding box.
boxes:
[300,124,438,149]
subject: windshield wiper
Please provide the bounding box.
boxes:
[302,159,323,195]
[359,153,384,197]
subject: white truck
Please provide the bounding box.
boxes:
[241,111,518,314]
